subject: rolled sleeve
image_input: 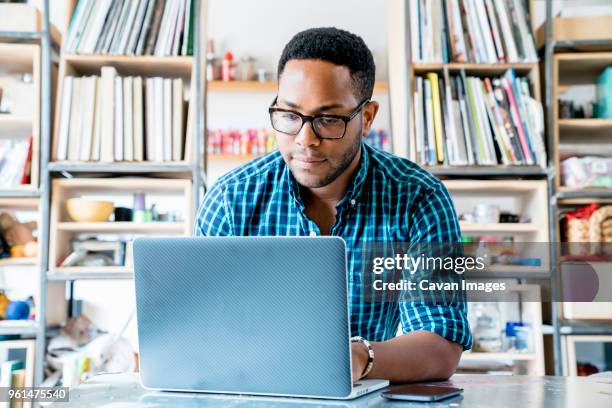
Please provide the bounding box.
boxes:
[399,302,473,350]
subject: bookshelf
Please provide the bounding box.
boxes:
[36,0,205,389]
[390,0,551,375]
[48,177,194,279]
[537,0,612,376]
[0,0,58,391]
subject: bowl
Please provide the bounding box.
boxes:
[66,198,114,222]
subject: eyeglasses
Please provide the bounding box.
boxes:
[268,98,370,140]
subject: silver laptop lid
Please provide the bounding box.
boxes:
[133,236,353,398]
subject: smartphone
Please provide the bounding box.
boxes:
[381,384,463,402]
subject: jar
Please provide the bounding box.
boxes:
[239,56,256,81]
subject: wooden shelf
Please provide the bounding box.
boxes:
[208,154,257,162]
[460,222,544,233]
[425,165,547,177]
[62,54,194,78]
[558,118,612,135]
[57,221,185,233]
[52,176,193,191]
[208,80,389,93]
[412,62,537,75]
[0,114,33,137]
[444,179,547,192]
[47,267,133,281]
[461,352,537,362]
[0,320,37,336]
[48,161,193,174]
[0,186,39,197]
[556,188,612,199]
[0,257,37,267]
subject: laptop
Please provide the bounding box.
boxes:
[133,236,389,400]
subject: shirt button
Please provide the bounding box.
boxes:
[350,199,356,206]
[309,231,317,237]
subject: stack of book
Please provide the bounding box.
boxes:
[64,0,195,56]
[0,137,32,187]
[56,66,186,163]
[410,0,537,64]
[413,69,546,167]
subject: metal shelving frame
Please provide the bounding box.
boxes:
[0,0,53,387]
[542,0,612,376]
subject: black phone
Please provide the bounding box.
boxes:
[381,384,463,402]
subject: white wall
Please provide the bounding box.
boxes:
[533,0,612,28]
[206,0,392,182]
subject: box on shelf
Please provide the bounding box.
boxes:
[0,3,61,43]
[536,15,612,49]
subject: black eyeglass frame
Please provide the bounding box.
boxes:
[268,97,371,140]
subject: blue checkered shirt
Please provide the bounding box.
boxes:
[195,143,472,349]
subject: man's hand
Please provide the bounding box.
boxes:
[351,341,369,383]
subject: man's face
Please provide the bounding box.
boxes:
[274,59,378,188]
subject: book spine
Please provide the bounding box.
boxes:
[502,74,533,164]
[427,72,445,163]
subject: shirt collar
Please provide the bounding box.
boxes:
[284,142,370,209]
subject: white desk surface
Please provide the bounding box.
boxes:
[50,372,612,407]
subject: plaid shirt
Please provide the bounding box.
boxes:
[195,143,472,349]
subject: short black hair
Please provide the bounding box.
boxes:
[277,27,376,101]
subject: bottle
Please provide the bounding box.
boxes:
[222,51,235,82]
[471,302,502,352]
[206,39,220,81]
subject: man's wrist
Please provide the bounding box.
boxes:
[351,336,374,378]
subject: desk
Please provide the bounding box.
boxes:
[51,373,612,407]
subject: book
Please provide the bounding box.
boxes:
[65,0,95,53]
[78,0,113,54]
[411,0,536,64]
[123,76,134,161]
[99,0,125,53]
[153,77,164,161]
[171,0,187,56]
[10,368,25,408]
[117,0,140,55]
[91,78,103,161]
[79,76,97,161]
[133,77,144,161]
[456,76,475,165]
[414,76,425,163]
[19,136,33,185]
[163,78,172,161]
[114,76,124,161]
[145,78,156,161]
[136,0,157,55]
[427,72,445,163]
[56,76,73,161]
[126,0,148,55]
[95,0,122,53]
[424,78,436,164]
[100,66,117,162]
[109,0,133,54]
[172,78,184,161]
[180,0,192,56]
[0,360,24,388]
[145,0,166,55]
[494,0,518,62]
[67,77,82,161]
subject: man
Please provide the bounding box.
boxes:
[195,27,472,383]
